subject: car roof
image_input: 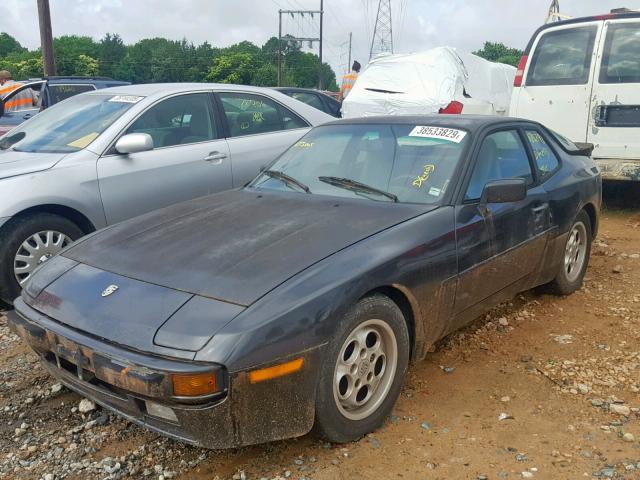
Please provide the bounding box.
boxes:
[322,114,530,132]
[89,83,294,97]
[524,9,640,53]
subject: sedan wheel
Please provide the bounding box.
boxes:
[14,231,72,285]
[315,294,409,443]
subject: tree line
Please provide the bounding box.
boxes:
[0,32,338,90]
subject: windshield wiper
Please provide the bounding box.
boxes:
[318,176,398,202]
[263,169,311,193]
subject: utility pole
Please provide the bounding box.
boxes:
[369,0,393,60]
[278,10,282,86]
[37,0,56,76]
[277,7,322,88]
[318,0,324,90]
[348,32,352,73]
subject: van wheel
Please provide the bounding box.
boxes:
[549,210,592,295]
[0,213,83,304]
[314,294,410,443]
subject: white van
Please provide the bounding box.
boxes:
[510,9,640,181]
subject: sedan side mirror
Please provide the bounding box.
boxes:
[115,133,153,154]
[480,178,526,204]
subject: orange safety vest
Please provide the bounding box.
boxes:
[0,81,34,111]
[340,71,358,99]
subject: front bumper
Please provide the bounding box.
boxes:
[8,298,322,449]
[596,158,640,181]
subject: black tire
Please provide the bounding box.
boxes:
[549,210,592,295]
[314,294,410,443]
[0,213,84,304]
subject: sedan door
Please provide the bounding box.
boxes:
[453,128,550,324]
[215,91,311,187]
[97,92,232,224]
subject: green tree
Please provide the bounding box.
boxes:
[0,32,25,57]
[74,54,99,76]
[54,35,99,75]
[252,63,278,86]
[205,52,258,84]
[473,41,523,67]
[98,33,126,78]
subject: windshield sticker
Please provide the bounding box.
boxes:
[66,132,99,149]
[412,164,435,188]
[294,140,314,148]
[428,186,442,197]
[109,95,144,104]
[409,126,466,143]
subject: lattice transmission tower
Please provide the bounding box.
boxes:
[369,0,393,60]
[546,0,561,23]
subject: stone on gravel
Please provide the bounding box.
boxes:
[612,265,624,273]
[78,398,96,414]
[609,404,630,416]
[622,432,635,442]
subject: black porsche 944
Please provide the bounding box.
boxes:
[8,115,601,449]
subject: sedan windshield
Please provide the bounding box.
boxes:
[0,94,140,153]
[250,123,469,204]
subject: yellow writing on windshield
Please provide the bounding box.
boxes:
[412,164,435,188]
[294,140,314,148]
[66,132,99,149]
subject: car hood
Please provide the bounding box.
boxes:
[0,149,67,179]
[63,189,432,306]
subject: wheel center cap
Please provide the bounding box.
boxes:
[358,360,370,377]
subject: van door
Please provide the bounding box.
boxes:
[510,22,603,143]
[587,18,640,176]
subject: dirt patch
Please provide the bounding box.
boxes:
[1,202,639,479]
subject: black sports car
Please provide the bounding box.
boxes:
[8,115,601,449]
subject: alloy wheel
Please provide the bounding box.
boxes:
[333,319,398,421]
[564,222,587,283]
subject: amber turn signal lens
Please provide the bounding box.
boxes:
[172,372,218,397]
[249,357,304,384]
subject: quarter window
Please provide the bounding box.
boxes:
[465,130,533,201]
[600,23,640,84]
[290,91,325,111]
[525,130,559,181]
[219,92,308,138]
[527,26,597,86]
[127,93,217,148]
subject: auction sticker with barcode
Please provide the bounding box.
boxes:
[408,126,467,143]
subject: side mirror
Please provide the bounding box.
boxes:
[480,178,526,204]
[115,133,153,154]
[574,142,594,157]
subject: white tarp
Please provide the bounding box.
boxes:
[342,47,516,118]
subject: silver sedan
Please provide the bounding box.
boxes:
[0,83,333,303]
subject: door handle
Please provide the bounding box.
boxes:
[203,151,227,165]
[23,113,32,120]
[532,203,549,214]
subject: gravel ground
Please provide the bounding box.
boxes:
[0,187,639,480]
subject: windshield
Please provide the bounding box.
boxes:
[0,94,140,153]
[250,123,469,204]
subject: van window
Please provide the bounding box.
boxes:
[600,23,640,84]
[527,26,598,86]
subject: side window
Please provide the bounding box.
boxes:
[525,130,560,181]
[527,26,597,86]
[600,23,640,84]
[218,92,308,138]
[291,92,325,111]
[127,93,217,148]
[465,130,533,201]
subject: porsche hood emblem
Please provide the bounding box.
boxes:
[101,285,119,297]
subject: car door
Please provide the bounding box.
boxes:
[453,128,550,324]
[587,18,640,163]
[511,22,603,143]
[0,81,43,125]
[215,91,311,187]
[97,92,232,224]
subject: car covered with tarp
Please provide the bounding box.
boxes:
[342,47,516,118]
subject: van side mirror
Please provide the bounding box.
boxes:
[480,178,526,204]
[115,133,153,154]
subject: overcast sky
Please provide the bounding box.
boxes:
[0,0,635,77]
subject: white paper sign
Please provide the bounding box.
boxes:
[408,126,467,143]
[109,95,144,104]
